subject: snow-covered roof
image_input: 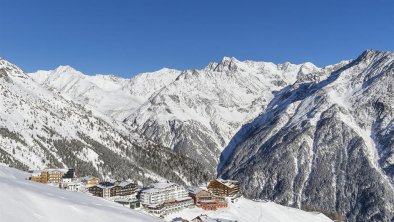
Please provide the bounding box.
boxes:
[31,170,42,176]
[215,178,239,188]
[116,181,134,187]
[152,182,175,189]
[142,182,177,193]
[45,168,69,173]
[175,197,192,202]
[96,184,114,189]
[187,186,203,194]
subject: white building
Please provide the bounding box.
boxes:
[140,182,188,205]
[59,178,82,192]
[146,196,194,216]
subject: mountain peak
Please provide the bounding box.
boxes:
[356,49,394,63]
[209,56,240,72]
[54,65,80,74]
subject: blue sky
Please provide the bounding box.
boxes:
[0,0,393,77]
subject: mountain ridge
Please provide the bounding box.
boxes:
[2,50,393,221]
[219,49,394,221]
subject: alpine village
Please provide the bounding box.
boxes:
[29,168,240,221]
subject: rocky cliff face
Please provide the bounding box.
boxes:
[219,50,394,221]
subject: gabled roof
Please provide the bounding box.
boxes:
[116,180,135,187]
[212,178,239,188]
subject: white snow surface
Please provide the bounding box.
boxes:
[164,197,332,222]
[0,165,160,222]
[29,66,181,121]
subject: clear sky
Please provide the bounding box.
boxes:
[0,0,393,77]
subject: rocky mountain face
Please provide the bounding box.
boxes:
[219,50,394,221]
[0,58,212,186]
[30,57,337,174]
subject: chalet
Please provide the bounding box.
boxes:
[31,170,49,183]
[112,181,137,197]
[198,198,227,211]
[88,181,114,198]
[187,187,212,204]
[81,176,99,188]
[30,168,69,184]
[140,182,188,205]
[207,179,239,197]
[47,169,68,183]
[187,187,227,210]
[88,180,138,199]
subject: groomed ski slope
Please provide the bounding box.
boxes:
[0,165,160,222]
[165,197,333,222]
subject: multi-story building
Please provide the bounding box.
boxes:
[112,181,138,197]
[145,197,194,216]
[31,170,49,183]
[30,169,68,184]
[207,179,240,197]
[47,169,68,183]
[81,176,99,188]
[60,179,82,192]
[140,182,188,206]
[88,180,138,199]
[187,187,227,210]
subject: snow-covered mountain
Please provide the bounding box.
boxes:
[0,58,211,186]
[11,50,394,221]
[30,57,344,173]
[0,165,160,222]
[31,66,181,121]
[219,50,394,221]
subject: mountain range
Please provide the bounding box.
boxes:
[1,50,393,221]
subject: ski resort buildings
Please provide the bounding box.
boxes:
[140,182,193,216]
[140,182,189,205]
[81,176,99,187]
[29,169,237,219]
[145,197,194,216]
[187,187,228,210]
[31,168,71,184]
[88,181,138,199]
[207,179,240,197]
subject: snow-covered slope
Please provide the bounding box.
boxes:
[165,197,332,222]
[30,57,345,173]
[219,50,394,222]
[0,58,211,186]
[30,66,181,121]
[125,58,327,171]
[0,165,160,222]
